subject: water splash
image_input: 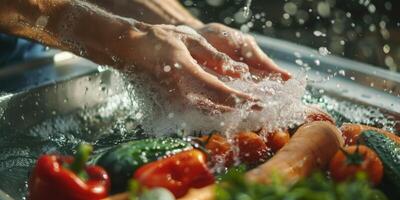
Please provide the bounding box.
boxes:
[243,0,253,18]
[126,73,309,137]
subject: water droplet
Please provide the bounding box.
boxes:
[243,0,252,18]
[368,4,376,13]
[295,59,303,66]
[318,47,331,56]
[383,44,390,54]
[174,63,182,69]
[313,30,326,37]
[163,65,171,72]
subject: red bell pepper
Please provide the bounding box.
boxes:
[29,144,110,200]
[134,149,215,198]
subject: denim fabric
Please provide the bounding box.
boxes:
[0,33,46,67]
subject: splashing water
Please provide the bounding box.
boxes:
[243,0,253,18]
[123,72,309,137]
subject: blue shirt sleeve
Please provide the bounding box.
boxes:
[0,33,46,67]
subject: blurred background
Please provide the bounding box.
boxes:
[180,0,400,73]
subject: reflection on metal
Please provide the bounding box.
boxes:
[0,51,97,92]
[0,190,13,200]
[254,34,400,113]
[53,52,76,63]
[0,56,54,79]
[0,70,124,132]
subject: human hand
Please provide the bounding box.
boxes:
[118,24,255,112]
[198,23,291,80]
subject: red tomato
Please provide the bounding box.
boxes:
[266,130,290,152]
[340,123,400,146]
[307,113,335,124]
[201,132,268,167]
[306,107,335,125]
[329,145,383,185]
[234,132,269,166]
[134,149,214,198]
[340,124,363,145]
[200,134,234,167]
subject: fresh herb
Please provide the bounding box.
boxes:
[216,168,387,200]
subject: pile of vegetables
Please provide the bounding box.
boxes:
[27,118,400,200]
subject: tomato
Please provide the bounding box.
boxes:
[329,145,383,185]
[234,132,269,166]
[200,134,234,167]
[306,107,335,125]
[134,149,215,198]
[340,123,400,146]
[340,124,363,145]
[265,130,290,152]
[307,113,335,124]
[200,132,268,167]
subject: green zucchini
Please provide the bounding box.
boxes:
[94,137,192,193]
[360,130,400,189]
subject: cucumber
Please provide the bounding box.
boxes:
[360,130,400,189]
[94,137,192,193]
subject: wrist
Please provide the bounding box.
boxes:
[95,0,205,29]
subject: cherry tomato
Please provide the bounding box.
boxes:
[306,107,335,125]
[234,132,269,166]
[265,130,290,152]
[340,123,400,146]
[340,123,363,145]
[307,113,335,124]
[200,134,234,167]
[329,145,383,185]
[200,132,268,167]
[134,149,215,198]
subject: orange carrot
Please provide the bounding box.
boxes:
[340,123,400,145]
[245,121,343,184]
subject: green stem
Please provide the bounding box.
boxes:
[68,144,93,181]
[342,144,365,166]
[128,180,142,200]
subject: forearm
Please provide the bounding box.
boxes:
[0,0,145,68]
[86,0,204,28]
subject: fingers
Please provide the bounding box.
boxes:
[181,55,253,100]
[198,24,291,80]
[185,92,235,114]
[241,36,291,80]
[185,36,250,78]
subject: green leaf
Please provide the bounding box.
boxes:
[215,169,388,200]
